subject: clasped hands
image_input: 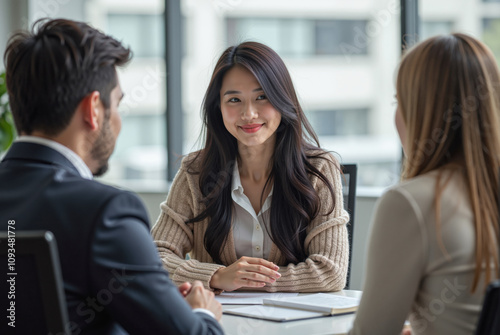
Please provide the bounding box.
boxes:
[177,257,280,321]
[209,256,281,291]
[178,281,222,320]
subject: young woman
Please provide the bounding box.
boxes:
[151,41,349,293]
[350,34,500,335]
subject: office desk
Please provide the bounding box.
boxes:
[220,290,362,335]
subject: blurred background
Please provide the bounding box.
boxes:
[2,0,500,192]
[2,0,500,289]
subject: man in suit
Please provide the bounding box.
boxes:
[0,18,223,334]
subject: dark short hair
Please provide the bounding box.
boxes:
[4,18,131,136]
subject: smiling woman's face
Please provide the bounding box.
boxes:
[219,65,281,150]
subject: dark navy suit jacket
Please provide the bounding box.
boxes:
[0,142,224,334]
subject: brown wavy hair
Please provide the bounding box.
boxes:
[397,33,500,291]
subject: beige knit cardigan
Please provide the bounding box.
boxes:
[151,151,350,293]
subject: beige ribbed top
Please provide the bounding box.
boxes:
[151,151,349,293]
[350,169,492,335]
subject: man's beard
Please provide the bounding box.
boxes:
[90,115,114,177]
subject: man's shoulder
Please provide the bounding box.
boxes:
[59,177,150,230]
[72,177,142,205]
[0,156,141,204]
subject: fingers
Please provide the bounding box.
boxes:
[247,264,281,280]
[401,325,412,335]
[190,281,205,291]
[210,299,223,321]
[185,281,214,310]
[185,281,205,301]
[178,282,192,297]
[239,278,267,288]
[235,270,277,285]
[234,258,281,285]
[241,256,279,270]
[210,258,282,291]
[184,281,222,319]
[238,257,281,279]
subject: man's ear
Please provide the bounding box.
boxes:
[81,91,101,131]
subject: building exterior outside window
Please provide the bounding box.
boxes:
[4,0,500,191]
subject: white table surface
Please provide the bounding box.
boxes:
[220,290,362,335]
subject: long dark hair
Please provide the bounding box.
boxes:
[187,41,337,264]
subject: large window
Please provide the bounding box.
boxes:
[103,7,167,189]
[108,14,164,58]
[420,20,454,39]
[14,0,407,190]
[315,20,368,56]
[307,109,369,137]
[227,18,368,58]
[483,19,500,64]
[183,1,401,188]
[19,0,168,189]
[11,0,500,192]
[421,0,500,70]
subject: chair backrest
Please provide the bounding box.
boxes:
[475,280,500,335]
[0,230,68,334]
[475,174,500,334]
[341,164,357,290]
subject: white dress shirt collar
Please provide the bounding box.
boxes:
[16,136,93,180]
[231,160,274,209]
[231,159,273,259]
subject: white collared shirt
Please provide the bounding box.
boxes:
[231,160,273,259]
[16,136,93,180]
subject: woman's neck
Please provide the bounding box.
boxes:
[237,140,275,183]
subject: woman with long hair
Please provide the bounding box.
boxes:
[151,41,349,293]
[349,33,500,334]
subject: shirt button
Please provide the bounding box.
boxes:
[255,245,261,251]
[256,224,260,230]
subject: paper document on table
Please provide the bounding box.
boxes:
[224,304,327,322]
[224,293,359,322]
[215,292,299,305]
[263,293,359,314]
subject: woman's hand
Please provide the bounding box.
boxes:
[209,256,281,291]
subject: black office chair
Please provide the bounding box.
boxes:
[475,177,500,335]
[475,280,500,335]
[341,164,358,290]
[0,231,68,334]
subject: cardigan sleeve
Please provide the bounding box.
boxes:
[151,161,225,291]
[263,155,350,292]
